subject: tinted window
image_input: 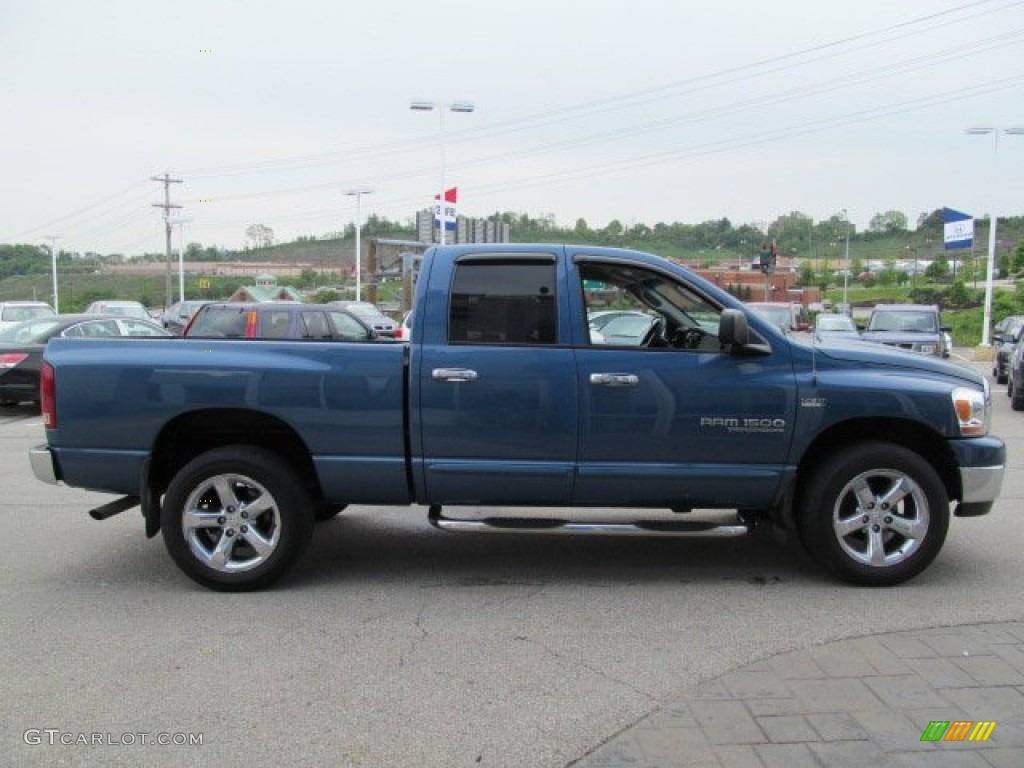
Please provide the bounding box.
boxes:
[449,260,557,345]
[300,310,332,339]
[187,307,249,337]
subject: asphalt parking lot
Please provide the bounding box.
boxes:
[0,354,1021,767]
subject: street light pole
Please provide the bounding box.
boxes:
[841,209,851,313]
[344,188,374,302]
[410,100,475,245]
[45,234,62,312]
[966,126,1024,346]
[170,216,192,303]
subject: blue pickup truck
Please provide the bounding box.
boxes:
[30,244,1005,590]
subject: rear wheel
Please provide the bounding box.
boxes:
[797,442,949,586]
[161,446,314,591]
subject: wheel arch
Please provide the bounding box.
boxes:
[783,418,959,526]
[148,408,322,505]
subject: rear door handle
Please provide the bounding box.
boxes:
[432,368,479,383]
[589,373,639,387]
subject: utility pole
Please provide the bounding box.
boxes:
[152,173,183,309]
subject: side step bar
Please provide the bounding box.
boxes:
[89,495,140,521]
[427,506,752,538]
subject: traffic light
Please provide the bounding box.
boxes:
[759,241,778,274]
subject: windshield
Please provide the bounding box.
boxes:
[750,306,791,327]
[867,309,937,333]
[816,315,857,332]
[1,305,54,323]
[0,318,62,343]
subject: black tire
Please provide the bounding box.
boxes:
[161,445,314,591]
[315,503,348,522]
[1012,378,1024,411]
[796,442,949,586]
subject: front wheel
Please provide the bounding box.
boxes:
[161,446,314,591]
[1012,376,1024,411]
[797,442,949,586]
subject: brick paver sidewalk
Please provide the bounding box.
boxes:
[572,622,1024,767]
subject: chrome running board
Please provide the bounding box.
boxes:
[427,506,752,538]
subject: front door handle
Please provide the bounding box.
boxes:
[432,368,479,383]
[589,372,639,387]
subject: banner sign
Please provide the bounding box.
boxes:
[943,207,974,250]
[434,187,458,231]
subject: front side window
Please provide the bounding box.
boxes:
[579,261,722,351]
[329,311,371,341]
[300,311,331,339]
[448,259,557,345]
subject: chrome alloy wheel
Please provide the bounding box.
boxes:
[182,473,282,573]
[831,469,929,567]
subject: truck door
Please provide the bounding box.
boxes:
[415,252,578,505]
[571,255,797,510]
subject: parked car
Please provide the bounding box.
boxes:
[859,304,950,358]
[813,313,860,342]
[0,314,170,406]
[182,302,380,341]
[1007,334,1024,411]
[992,315,1024,384]
[746,301,811,332]
[0,301,55,331]
[394,310,414,341]
[84,300,151,320]
[161,300,213,335]
[326,301,398,337]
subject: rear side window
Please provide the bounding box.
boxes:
[448,260,557,345]
[187,307,249,337]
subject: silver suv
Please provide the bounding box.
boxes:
[860,304,949,358]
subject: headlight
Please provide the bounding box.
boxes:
[952,386,989,436]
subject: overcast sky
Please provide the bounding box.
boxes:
[1,0,1022,255]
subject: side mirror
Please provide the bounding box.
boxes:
[719,308,750,347]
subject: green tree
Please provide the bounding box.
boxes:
[798,263,816,287]
[947,280,970,308]
[868,210,909,233]
[924,253,950,282]
[1012,241,1024,274]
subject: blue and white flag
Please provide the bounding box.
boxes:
[943,208,973,250]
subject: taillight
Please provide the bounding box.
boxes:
[245,311,258,338]
[40,362,57,429]
[1,353,29,368]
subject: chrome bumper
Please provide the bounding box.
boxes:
[960,464,1004,505]
[29,445,59,485]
